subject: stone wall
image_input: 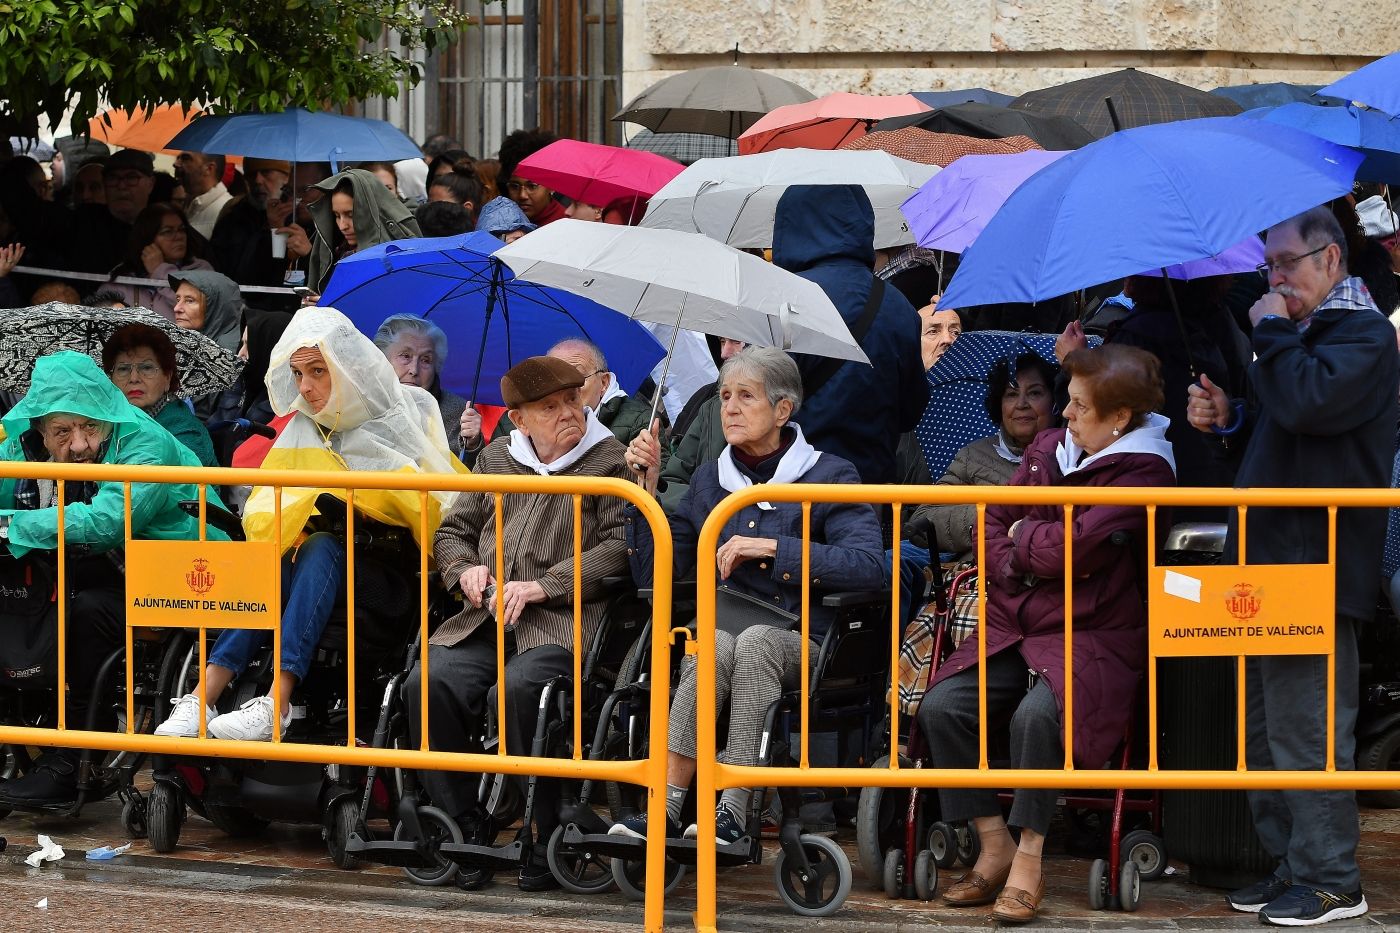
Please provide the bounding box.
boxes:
[621,0,1397,106]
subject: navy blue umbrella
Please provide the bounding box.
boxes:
[1210,83,1342,110]
[939,117,1364,310]
[319,232,666,407]
[1241,103,1400,183]
[910,88,1014,109]
[166,107,422,172]
[916,331,1098,482]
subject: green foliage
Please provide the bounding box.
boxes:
[0,0,464,134]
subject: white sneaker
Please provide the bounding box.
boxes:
[207,696,290,742]
[154,694,217,737]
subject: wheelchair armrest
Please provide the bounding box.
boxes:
[820,590,885,608]
[601,575,634,594]
[178,499,245,541]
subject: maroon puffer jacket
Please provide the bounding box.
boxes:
[930,427,1176,768]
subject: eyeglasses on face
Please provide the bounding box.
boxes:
[112,362,163,379]
[1256,244,1328,278]
[156,225,188,237]
[506,180,542,194]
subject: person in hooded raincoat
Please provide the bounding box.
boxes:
[168,268,245,425]
[0,351,226,809]
[305,168,422,294]
[155,306,464,743]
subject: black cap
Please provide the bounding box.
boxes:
[103,149,155,176]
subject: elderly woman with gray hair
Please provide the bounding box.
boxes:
[618,346,886,845]
[373,313,468,445]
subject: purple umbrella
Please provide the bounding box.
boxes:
[901,150,1069,253]
[1318,50,1400,117]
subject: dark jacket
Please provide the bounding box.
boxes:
[306,169,421,293]
[772,185,928,484]
[931,428,1177,769]
[1224,279,1400,620]
[209,196,298,307]
[627,440,886,639]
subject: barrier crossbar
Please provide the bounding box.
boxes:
[691,482,1389,933]
[0,460,673,933]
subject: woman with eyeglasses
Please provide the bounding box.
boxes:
[499,128,567,226]
[101,323,218,466]
[107,203,213,320]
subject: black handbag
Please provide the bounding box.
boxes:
[0,555,58,687]
[715,585,799,637]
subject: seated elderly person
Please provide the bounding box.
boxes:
[408,355,630,891]
[373,313,468,445]
[102,323,218,467]
[617,347,885,844]
[918,345,1174,924]
[0,351,223,809]
[156,308,460,742]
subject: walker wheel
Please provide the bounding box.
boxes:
[913,849,938,901]
[1119,859,1141,912]
[882,847,904,899]
[1088,857,1108,910]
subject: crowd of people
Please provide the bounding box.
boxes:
[0,121,1397,928]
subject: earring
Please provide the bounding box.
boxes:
[1112,428,1120,436]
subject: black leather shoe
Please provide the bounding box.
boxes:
[519,855,561,892]
[0,753,79,807]
[454,865,495,891]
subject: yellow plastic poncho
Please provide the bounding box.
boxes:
[242,306,466,550]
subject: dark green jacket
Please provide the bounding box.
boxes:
[153,399,218,468]
[655,393,725,515]
[307,169,422,293]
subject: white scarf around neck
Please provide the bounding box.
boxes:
[1055,411,1177,478]
[717,422,821,510]
[597,372,627,408]
[508,407,614,476]
[992,429,1024,464]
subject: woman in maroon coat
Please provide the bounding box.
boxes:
[918,345,1176,923]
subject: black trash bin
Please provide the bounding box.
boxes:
[1158,526,1276,890]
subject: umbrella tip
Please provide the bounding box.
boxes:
[733,42,740,64]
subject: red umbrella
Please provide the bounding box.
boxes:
[737,92,931,155]
[516,139,684,208]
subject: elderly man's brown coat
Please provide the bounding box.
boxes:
[430,435,632,652]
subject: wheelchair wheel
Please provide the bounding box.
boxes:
[912,849,938,901]
[1120,829,1167,882]
[1358,730,1400,808]
[1119,859,1142,911]
[546,824,615,894]
[394,805,463,886]
[855,753,912,888]
[927,821,957,870]
[147,782,183,853]
[882,848,903,898]
[1088,857,1108,910]
[205,803,269,837]
[774,834,853,918]
[121,796,148,840]
[326,796,362,870]
[610,856,686,902]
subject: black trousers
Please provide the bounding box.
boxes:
[403,629,572,839]
[64,584,126,734]
[917,650,1063,836]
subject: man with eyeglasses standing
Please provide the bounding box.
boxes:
[64,149,156,274]
[1187,205,1399,927]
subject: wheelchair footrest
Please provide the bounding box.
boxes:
[343,833,436,869]
[438,838,525,870]
[562,826,649,862]
[663,835,754,868]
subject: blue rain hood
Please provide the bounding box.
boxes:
[772,184,876,274]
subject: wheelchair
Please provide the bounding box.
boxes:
[584,588,893,918]
[131,496,442,859]
[344,577,652,888]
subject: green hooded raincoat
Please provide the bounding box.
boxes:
[306,168,422,293]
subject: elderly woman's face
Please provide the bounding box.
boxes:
[172,282,206,331]
[387,332,437,389]
[110,347,171,410]
[290,347,333,414]
[1064,375,1130,457]
[999,368,1054,449]
[719,372,791,454]
[513,387,585,464]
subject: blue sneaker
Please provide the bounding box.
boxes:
[1259,885,1367,926]
[607,812,683,841]
[1227,875,1291,913]
[683,807,746,847]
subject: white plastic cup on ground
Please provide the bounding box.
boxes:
[270,230,289,259]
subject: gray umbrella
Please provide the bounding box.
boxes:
[613,65,816,138]
[0,302,245,400]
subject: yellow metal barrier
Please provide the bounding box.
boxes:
[0,460,673,933]
[691,482,1390,933]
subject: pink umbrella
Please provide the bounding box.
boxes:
[515,139,684,209]
[737,92,932,155]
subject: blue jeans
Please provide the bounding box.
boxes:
[887,543,932,627]
[208,532,346,682]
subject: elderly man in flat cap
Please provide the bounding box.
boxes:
[404,355,631,892]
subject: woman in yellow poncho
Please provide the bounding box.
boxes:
[155,306,463,742]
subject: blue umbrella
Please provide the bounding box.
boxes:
[1241,103,1400,183]
[1319,50,1400,117]
[916,331,1099,482]
[319,232,667,407]
[939,117,1363,310]
[165,107,422,171]
[1210,83,1342,110]
[910,88,1014,109]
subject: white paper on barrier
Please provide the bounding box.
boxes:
[1163,570,1202,604]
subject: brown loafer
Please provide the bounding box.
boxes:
[991,878,1046,924]
[941,862,1012,906]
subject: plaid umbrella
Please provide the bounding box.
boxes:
[841,127,1041,166]
[1011,68,1242,138]
[0,302,244,400]
[874,102,1095,151]
[613,65,815,138]
[624,128,738,165]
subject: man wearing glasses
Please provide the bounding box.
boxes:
[65,149,156,273]
[1187,205,1399,927]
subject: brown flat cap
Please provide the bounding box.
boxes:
[501,355,584,408]
[244,157,293,176]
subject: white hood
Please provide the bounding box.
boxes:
[1056,411,1177,478]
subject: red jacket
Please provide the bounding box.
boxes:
[931,427,1176,768]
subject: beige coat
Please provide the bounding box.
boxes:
[910,433,1021,558]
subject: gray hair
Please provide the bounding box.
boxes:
[719,346,803,414]
[548,337,607,373]
[1275,205,1349,269]
[373,314,448,365]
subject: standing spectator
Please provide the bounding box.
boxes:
[305,168,421,294]
[67,149,155,274]
[361,161,401,198]
[210,158,295,296]
[108,203,213,319]
[175,151,233,240]
[1357,194,1399,315]
[498,129,566,226]
[919,298,962,370]
[1187,205,1399,927]
[414,201,474,238]
[427,164,482,219]
[475,196,535,243]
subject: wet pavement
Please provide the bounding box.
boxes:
[2,777,1399,931]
